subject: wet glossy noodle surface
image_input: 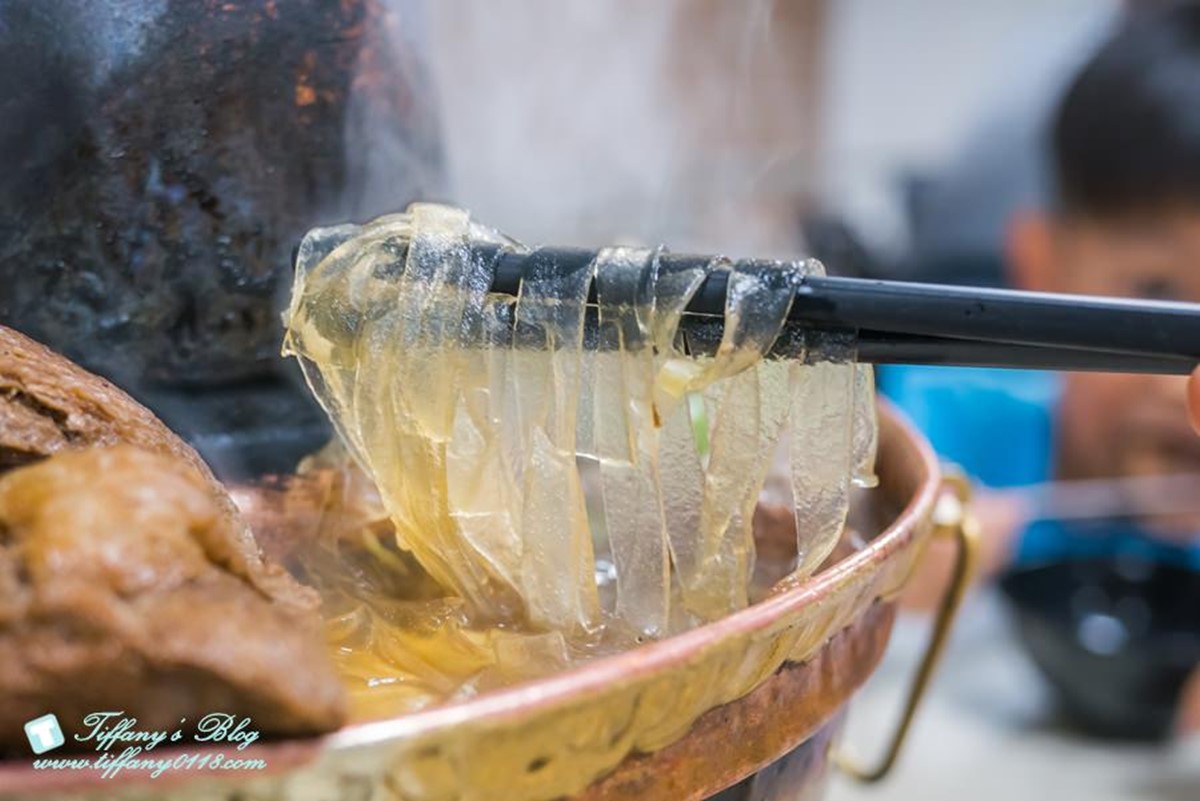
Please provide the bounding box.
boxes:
[282,203,876,717]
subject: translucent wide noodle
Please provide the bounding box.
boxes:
[512,248,601,634]
[593,247,670,637]
[790,330,855,577]
[282,203,876,715]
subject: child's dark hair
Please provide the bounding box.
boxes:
[1053,2,1200,218]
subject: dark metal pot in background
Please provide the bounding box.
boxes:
[0,0,444,475]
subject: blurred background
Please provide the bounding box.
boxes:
[426,0,1106,263]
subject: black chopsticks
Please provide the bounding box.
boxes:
[852,332,1193,374]
[470,246,1200,375]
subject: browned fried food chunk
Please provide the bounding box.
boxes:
[0,324,208,474]
[0,446,347,752]
[0,327,346,749]
[0,322,317,610]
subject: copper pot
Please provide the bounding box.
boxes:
[0,403,970,801]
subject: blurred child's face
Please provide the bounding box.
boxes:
[1009,210,1200,490]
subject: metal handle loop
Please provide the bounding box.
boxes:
[834,467,980,783]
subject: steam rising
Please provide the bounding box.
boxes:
[424,0,821,256]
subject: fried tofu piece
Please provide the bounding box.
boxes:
[0,446,346,752]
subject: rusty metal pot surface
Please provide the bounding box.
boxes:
[0,0,442,387]
[0,403,945,801]
[0,0,445,476]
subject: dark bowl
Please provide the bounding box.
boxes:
[999,557,1200,740]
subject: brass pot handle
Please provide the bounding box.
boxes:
[834,467,980,783]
